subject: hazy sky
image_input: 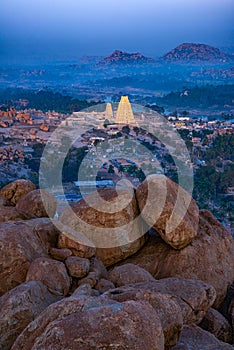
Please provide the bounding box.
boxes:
[1,0,233,62]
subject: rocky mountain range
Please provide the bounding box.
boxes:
[97,44,233,66]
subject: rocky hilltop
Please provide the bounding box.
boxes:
[98,50,155,65]
[162,43,232,62]
[0,178,233,349]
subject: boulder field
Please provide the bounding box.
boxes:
[0,177,233,349]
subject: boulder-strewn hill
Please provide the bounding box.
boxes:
[0,178,234,349]
[162,43,232,62]
[98,50,155,65]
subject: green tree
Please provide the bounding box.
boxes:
[108,164,115,174]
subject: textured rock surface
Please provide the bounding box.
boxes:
[49,247,72,261]
[65,256,90,278]
[0,206,35,222]
[89,256,108,280]
[136,175,199,249]
[0,194,11,207]
[0,281,59,350]
[172,325,234,350]
[16,189,57,218]
[105,278,216,325]
[95,278,115,293]
[59,188,147,266]
[78,271,98,288]
[107,287,182,349]
[26,257,71,296]
[57,223,96,259]
[118,210,234,307]
[0,219,58,296]
[0,179,35,205]
[12,296,164,350]
[199,308,233,344]
[109,263,155,287]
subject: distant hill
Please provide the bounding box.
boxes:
[162,43,232,63]
[98,50,155,65]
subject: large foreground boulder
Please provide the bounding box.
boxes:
[117,210,234,307]
[0,179,35,205]
[0,218,58,296]
[12,296,164,350]
[16,189,57,218]
[136,175,199,249]
[172,325,233,350]
[105,278,216,326]
[0,281,60,350]
[59,188,147,266]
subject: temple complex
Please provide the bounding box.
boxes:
[105,102,113,119]
[115,96,137,125]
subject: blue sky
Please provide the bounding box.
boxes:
[1,0,233,61]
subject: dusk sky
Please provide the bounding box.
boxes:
[1,0,233,62]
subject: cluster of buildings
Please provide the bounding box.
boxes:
[0,95,233,186]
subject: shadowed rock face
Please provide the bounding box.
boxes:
[0,281,60,350]
[109,263,155,287]
[16,189,57,218]
[59,188,148,266]
[0,218,58,296]
[11,297,164,350]
[136,175,199,249]
[171,325,234,350]
[0,206,35,222]
[0,179,35,205]
[115,210,234,307]
[199,308,233,344]
[0,195,11,207]
[26,257,71,296]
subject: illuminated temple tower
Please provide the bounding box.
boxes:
[105,102,113,119]
[115,96,137,125]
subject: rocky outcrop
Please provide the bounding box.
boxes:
[136,175,199,249]
[172,325,234,349]
[117,210,234,307]
[0,218,58,296]
[109,263,155,287]
[162,43,232,62]
[26,257,71,296]
[0,179,35,205]
[0,177,233,349]
[0,281,60,350]
[199,308,233,344]
[98,50,155,65]
[12,296,164,350]
[16,189,57,218]
[59,188,147,266]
